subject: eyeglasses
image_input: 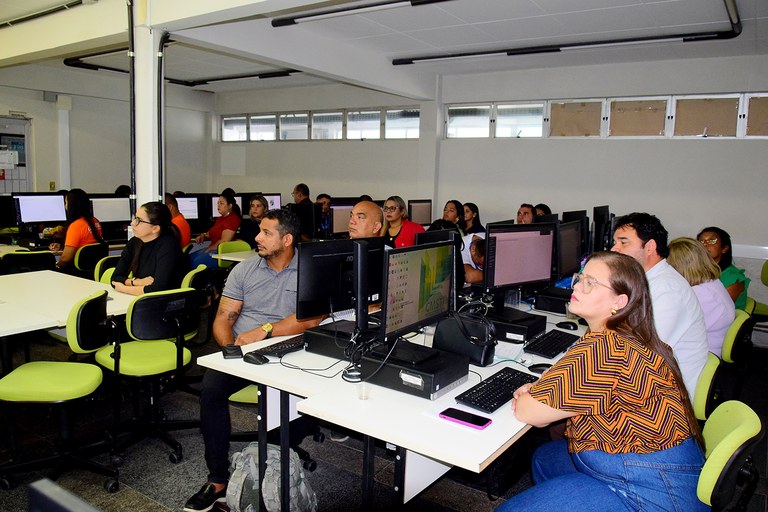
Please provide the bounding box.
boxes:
[699,238,719,246]
[382,206,399,212]
[132,216,155,226]
[571,273,612,294]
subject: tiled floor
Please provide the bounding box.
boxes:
[2,325,768,511]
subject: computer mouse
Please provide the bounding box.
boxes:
[243,352,270,365]
[556,321,579,331]
[528,363,552,375]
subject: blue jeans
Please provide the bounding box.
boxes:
[189,248,217,269]
[497,439,708,512]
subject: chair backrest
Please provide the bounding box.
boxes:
[74,243,109,273]
[698,400,763,508]
[99,267,116,284]
[762,259,768,287]
[181,264,208,288]
[721,310,753,364]
[693,352,722,421]
[126,288,200,343]
[93,255,120,282]
[217,240,251,269]
[182,243,195,254]
[741,296,756,315]
[66,290,113,354]
[0,251,56,275]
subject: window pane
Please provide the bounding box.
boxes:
[347,110,381,139]
[249,114,276,141]
[550,101,602,137]
[609,100,666,136]
[746,96,768,136]
[311,112,343,140]
[674,98,738,137]
[446,105,490,138]
[222,116,247,141]
[496,103,544,138]
[279,113,309,140]
[385,108,420,139]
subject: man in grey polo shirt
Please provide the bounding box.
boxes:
[184,209,322,512]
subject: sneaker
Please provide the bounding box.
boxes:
[183,483,227,512]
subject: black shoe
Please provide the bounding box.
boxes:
[183,483,227,512]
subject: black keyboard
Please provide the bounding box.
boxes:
[523,329,579,359]
[252,334,305,357]
[455,367,538,414]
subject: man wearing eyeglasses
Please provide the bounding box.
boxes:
[610,212,707,401]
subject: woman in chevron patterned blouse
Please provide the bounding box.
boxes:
[499,251,706,512]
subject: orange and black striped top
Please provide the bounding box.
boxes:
[529,330,693,454]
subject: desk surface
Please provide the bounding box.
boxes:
[0,270,134,325]
[211,249,256,262]
[0,301,58,337]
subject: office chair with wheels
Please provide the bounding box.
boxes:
[693,352,723,422]
[93,255,120,282]
[0,290,119,492]
[94,288,200,465]
[697,400,763,511]
[73,243,109,280]
[181,264,217,345]
[0,251,56,274]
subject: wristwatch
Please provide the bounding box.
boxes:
[261,323,273,339]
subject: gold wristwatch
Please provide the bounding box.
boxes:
[261,323,273,339]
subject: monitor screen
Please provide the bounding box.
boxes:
[415,229,465,290]
[557,220,583,280]
[211,195,243,218]
[0,195,16,227]
[331,204,354,235]
[561,210,587,223]
[13,193,67,224]
[296,237,386,320]
[91,197,130,223]
[176,197,199,220]
[483,222,555,292]
[380,241,454,343]
[593,205,611,252]
[408,199,432,225]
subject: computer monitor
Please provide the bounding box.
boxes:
[0,194,16,228]
[237,192,261,214]
[90,197,130,223]
[561,210,587,223]
[533,213,559,224]
[211,195,243,218]
[556,220,583,280]
[592,205,611,252]
[288,202,323,239]
[175,196,199,220]
[296,237,386,329]
[414,229,465,288]
[331,204,354,235]
[262,193,282,210]
[562,210,590,256]
[13,193,67,224]
[408,199,432,226]
[482,221,555,294]
[379,240,454,344]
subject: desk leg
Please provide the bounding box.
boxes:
[280,390,290,510]
[362,435,376,506]
[257,383,268,512]
[1,336,11,377]
[393,446,406,503]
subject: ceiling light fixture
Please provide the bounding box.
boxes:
[272,0,453,27]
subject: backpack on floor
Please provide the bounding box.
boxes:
[227,442,318,512]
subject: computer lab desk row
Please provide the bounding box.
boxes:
[197,308,585,509]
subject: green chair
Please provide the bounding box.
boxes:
[181,264,217,345]
[720,310,753,398]
[693,352,722,422]
[697,400,763,511]
[748,259,768,321]
[73,243,109,279]
[182,242,195,255]
[93,255,120,282]
[217,239,251,270]
[0,290,119,492]
[94,288,200,464]
[0,250,56,274]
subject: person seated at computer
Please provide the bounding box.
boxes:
[535,203,552,217]
[463,202,484,234]
[315,193,332,239]
[112,202,187,296]
[348,200,383,239]
[461,234,485,284]
[697,226,750,310]
[516,203,535,224]
[190,192,241,268]
[114,184,131,197]
[503,251,705,512]
[428,200,465,234]
[382,195,424,248]
[238,195,268,249]
[668,237,734,355]
[50,188,104,270]
[164,193,191,248]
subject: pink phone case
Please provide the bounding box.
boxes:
[439,410,492,430]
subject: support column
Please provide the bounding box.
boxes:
[55,95,71,190]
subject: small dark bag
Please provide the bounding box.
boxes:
[433,311,497,367]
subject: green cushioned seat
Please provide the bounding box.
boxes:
[0,361,103,403]
[96,340,192,376]
[229,384,259,404]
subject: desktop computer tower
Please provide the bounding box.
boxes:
[486,307,546,343]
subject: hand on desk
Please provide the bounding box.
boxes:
[511,383,533,412]
[234,328,268,346]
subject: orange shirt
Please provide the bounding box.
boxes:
[64,217,102,249]
[172,213,191,247]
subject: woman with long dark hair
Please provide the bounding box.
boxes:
[428,199,465,234]
[463,202,484,234]
[382,195,425,248]
[50,188,104,270]
[697,226,750,310]
[112,202,187,296]
[190,192,242,268]
[500,251,706,511]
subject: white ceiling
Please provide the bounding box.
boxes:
[8,0,768,95]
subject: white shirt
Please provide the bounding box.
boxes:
[646,259,708,401]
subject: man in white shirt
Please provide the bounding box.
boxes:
[611,212,708,400]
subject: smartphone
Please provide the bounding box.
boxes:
[222,344,243,359]
[439,407,492,430]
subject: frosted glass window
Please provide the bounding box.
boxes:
[249,114,276,141]
[347,110,381,139]
[446,105,490,138]
[222,116,247,141]
[279,113,309,140]
[312,112,343,140]
[496,104,544,138]
[385,108,420,139]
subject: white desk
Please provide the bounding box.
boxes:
[0,245,28,256]
[211,249,256,263]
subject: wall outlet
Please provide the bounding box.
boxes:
[49,181,56,191]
